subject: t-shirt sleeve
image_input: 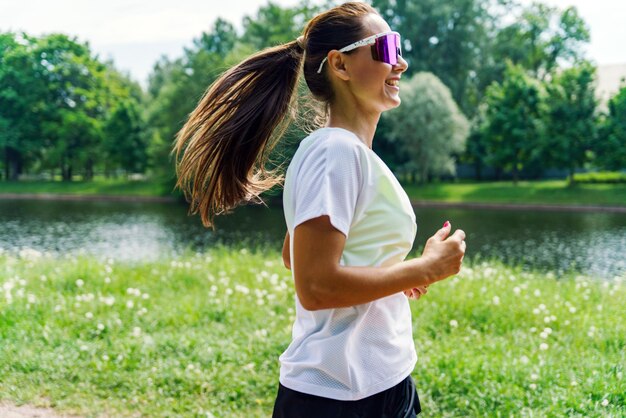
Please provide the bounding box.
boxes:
[293,136,363,238]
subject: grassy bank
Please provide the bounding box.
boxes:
[1,247,624,417]
[0,178,172,197]
[2,178,626,208]
[403,180,626,207]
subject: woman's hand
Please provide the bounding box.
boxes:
[419,221,466,285]
[403,285,428,300]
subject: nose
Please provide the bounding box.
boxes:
[393,55,408,73]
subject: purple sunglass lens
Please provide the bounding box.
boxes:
[372,34,401,65]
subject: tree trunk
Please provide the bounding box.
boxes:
[85,158,94,181]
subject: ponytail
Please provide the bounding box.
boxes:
[172,40,304,229]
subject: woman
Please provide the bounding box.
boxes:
[173,2,466,417]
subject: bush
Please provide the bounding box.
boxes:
[573,171,626,184]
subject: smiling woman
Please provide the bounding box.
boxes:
[172,2,467,417]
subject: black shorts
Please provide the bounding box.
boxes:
[272,374,421,418]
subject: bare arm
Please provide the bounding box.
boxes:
[282,231,291,270]
[293,215,465,311]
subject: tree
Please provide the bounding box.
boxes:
[371,0,497,115]
[384,72,469,184]
[0,33,46,180]
[479,63,545,184]
[490,4,590,82]
[103,100,148,177]
[595,85,626,171]
[543,61,597,184]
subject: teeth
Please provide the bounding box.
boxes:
[385,79,399,87]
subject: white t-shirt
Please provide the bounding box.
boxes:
[280,127,418,401]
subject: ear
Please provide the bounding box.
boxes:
[327,50,350,81]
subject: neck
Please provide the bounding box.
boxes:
[326,102,380,149]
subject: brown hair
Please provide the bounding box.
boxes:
[172,2,377,229]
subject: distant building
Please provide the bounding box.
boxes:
[596,63,626,108]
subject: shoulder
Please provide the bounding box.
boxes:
[304,127,368,161]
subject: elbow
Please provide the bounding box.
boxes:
[294,272,335,311]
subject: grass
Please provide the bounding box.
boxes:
[402,180,626,207]
[1,247,624,417]
[2,178,626,208]
[0,178,173,197]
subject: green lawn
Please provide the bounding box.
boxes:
[403,180,626,207]
[2,178,625,207]
[1,247,624,417]
[0,178,173,197]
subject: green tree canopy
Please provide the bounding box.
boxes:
[479,62,545,183]
[596,85,626,171]
[384,72,469,184]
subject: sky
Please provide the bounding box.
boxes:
[1,0,625,88]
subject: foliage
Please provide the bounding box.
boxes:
[1,249,624,416]
[478,63,545,183]
[595,86,626,171]
[543,61,598,184]
[0,32,144,181]
[384,72,469,184]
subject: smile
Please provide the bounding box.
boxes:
[385,79,399,87]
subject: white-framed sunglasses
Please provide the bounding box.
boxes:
[316,31,402,74]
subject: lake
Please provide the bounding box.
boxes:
[1,198,624,279]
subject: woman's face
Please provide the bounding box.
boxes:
[343,14,409,114]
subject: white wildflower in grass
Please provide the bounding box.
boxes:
[492,296,500,305]
[126,300,134,309]
[102,354,109,361]
[100,296,115,306]
[142,293,149,300]
[257,299,265,305]
[127,288,141,297]
[539,343,549,351]
[76,279,84,288]
[543,327,552,335]
[539,303,546,311]
[97,323,105,331]
[529,383,537,390]
[132,327,141,337]
[540,332,548,339]
[596,305,602,311]
[79,344,88,351]
[544,316,551,324]
[601,399,609,407]
[534,289,541,297]
[138,307,148,316]
[105,265,112,273]
[533,308,540,315]
[570,380,577,386]
[255,329,268,338]
[54,305,62,312]
[449,320,459,328]
[235,285,250,295]
[85,312,93,319]
[513,286,521,295]
[104,277,111,284]
[530,373,539,381]
[520,356,529,365]
[569,307,576,313]
[40,275,47,282]
[550,315,556,321]
[27,294,36,304]
[564,320,570,325]
[225,288,233,296]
